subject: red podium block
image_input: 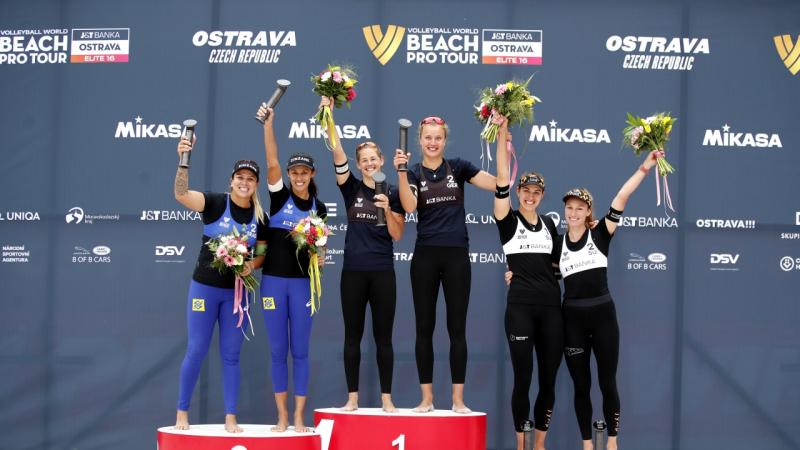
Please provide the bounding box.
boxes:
[157,424,321,450]
[314,408,487,450]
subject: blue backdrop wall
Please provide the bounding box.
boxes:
[1,0,799,449]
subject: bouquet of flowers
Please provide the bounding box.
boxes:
[311,64,358,150]
[475,76,541,143]
[206,225,258,330]
[290,212,333,315]
[622,112,677,212]
[622,112,676,177]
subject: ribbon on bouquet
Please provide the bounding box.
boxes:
[233,276,255,340]
[480,136,518,187]
[653,151,675,214]
[319,105,339,151]
[308,252,323,316]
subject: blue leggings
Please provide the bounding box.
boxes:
[261,274,314,395]
[177,280,246,414]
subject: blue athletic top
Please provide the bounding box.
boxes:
[193,192,267,288]
[262,183,327,278]
[338,172,404,271]
[406,157,480,248]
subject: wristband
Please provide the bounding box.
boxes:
[606,207,623,223]
[334,162,350,175]
[495,184,510,199]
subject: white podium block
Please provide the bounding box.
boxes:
[314,408,487,450]
[157,424,321,450]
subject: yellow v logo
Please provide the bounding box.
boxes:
[774,34,800,75]
[363,25,406,65]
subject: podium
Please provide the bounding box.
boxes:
[157,424,321,450]
[313,408,487,450]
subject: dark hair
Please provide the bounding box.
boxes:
[308,178,318,198]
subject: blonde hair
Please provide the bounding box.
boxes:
[417,122,449,141]
[355,141,383,160]
[252,190,266,225]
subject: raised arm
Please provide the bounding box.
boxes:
[318,97,350,185]
[493,114,511,220]
[393,149,417,213]
[256,104,282,185]
[606,150,658,234]
[174,135,205,212]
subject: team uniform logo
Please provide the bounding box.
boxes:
[262,297,276,310]
[192,299,205,312]
[774,34,800,75]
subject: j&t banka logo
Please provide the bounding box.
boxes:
[363,25,406,65]
[774,34,800,75]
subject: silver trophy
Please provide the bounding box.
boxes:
[255,79,291,123]
[179,119,197,168]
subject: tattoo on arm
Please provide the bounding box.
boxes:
[175,167,189,196]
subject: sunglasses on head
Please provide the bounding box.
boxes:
[355,141,378,150]
[420,116,445,125]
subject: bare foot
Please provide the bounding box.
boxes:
[412,401,434,413]
[340,392,358,411]
[381,396,398,413]
[451,403,472,414]
[224,414,243,433]
[174,410,189,430]
[271,411,289,432]
[294,415,307,433]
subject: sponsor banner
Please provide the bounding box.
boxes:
[779,232,800,240]
[192,30,296,64]
[481,29,542,65]
[618,216,678,228]
[626,252,668,271]
[0,28,68,64]
[529,120,611,144]
[709,253,740,271]
[2,244,30,263]
[70,28,129,63]
[702,124,782,149]
[797,211,800,225]
[65,207,119,225]
[116,116,183,139]
[71,245,112,264]
[606,35,709,71]
[288,118,371,141]
[695,218,756,229]
[364,24,541,66]
[324,203,338,218]
[324,247,343,265]
[393,251,506,264]
[140,210,201,221]
[774,34,800,75]
[779,256,800,272]
[155,245,186,263]
[0,211,40,221]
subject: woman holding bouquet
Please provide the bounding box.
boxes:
[560,151,658,450]
[173,135,268,433]
[492,116,562,450]
[318,97,405,413]
[256,104,327,433]
[393,116,495,413]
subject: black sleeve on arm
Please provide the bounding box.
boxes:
[201,192,226,224]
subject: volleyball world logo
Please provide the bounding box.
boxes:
[774,34,800,75]
[363,25,406,65]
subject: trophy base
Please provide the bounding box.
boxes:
[313,407,487,450]
[157,424,320,450]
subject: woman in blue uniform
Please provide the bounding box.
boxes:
[319,97,405,413]
[393,116,495,413]
[173,134,268,433]
[492,117,562,450]
[559,151,658,450]
[256,105,327,433]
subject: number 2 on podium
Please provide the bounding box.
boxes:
[392,434,406,450]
